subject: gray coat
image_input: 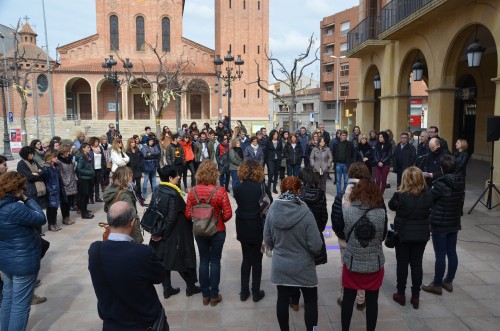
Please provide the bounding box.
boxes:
[309,147,332,174]
[342,203,387,273]
[228,148,243,171]
[264,198,323,287]
[57,157,78,196]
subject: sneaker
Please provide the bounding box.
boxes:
[31,295,47,305]
[252,290,265,303]
[421,282,443,295]
[356,302,366,310]
[442,281,453,292]
[82,213,94,219]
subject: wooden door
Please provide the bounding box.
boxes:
[79,94,92,120]
[134,94,150,119]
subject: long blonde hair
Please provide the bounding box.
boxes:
[398,166,427,196]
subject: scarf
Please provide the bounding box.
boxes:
[277,190,301,204]
[251,144,259,155]
[160,181,182,196]
[23,159,46,196]
[233,147,243,160]
[57,154,73,164]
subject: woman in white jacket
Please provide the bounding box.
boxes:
[110,138,129,175]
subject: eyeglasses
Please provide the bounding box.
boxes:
[109,127,114,129]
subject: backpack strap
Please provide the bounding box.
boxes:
[206,186,220,204]
[192,187,201,204]
[346,208,370,242]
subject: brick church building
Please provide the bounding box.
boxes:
[4,0,269,143]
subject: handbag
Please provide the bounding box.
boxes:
[141,192,166,236]
[93,242,168,331]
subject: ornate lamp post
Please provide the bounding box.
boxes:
[0,32,13,160]
[213,51,244,127]
[101,55,133,132]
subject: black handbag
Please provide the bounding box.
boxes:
[258,183,271,229]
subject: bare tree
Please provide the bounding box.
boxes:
[118,40,192,135]
[6,20,58,146]
[252,34,318,133]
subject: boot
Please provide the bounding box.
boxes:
[272,185,278,194]
[186,285,201,297]
[63,217,75,225]
[392,292,406,306]
[163,286,180,299]
[410,296,420,309]
[89,197,95,204]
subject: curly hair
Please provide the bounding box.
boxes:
[280,176,301,195]
[399,166,427,196]
[238,160,264,182]
[88,136,100,147]
[0,172,27,199]
[349,179,383,208]
[195,160,219,185]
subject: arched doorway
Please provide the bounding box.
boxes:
[360,65,381,132]
[97,79,121,120]
[186,79,210,119]
[455,75,477,153]
[65,77,91,120]
[128,78,151,120]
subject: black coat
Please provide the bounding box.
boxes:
[88,240,165,331]
[454,151,471,178]
[126,149,144,179]
[283,141,302,165]
[234,180,272,244]
[424,147,450,184]
[17,159,46,200]
[388,190,433,243]
[149,185,197,271]
[373,142,392,166]
[331,193,346,239]
[300,187,328,265]
[430,174,465,234]
[355,142,374,169]
[393,143,416,174]
[332,140,355,165]
[266,139,283,162]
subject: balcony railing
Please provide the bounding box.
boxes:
[347,16,380,51]
[380,0,433,33]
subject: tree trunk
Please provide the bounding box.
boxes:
[288,102,295,133]
[20,98,28,146]
[175,97,181,133]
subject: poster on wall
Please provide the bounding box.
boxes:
[10,129,22,153]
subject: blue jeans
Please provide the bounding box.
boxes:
[287,164,301,177]
[335,163,348,194]
[219,172,230,190]
[142,170,157,198]
[1,271,37,331]
[195,231,226,298]
[432,232,458,286]
[230,170,240,192]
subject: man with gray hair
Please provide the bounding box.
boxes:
[88,201,168,330]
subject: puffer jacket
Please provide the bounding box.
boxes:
[454,151,471,178]
[75,152,95,180]
[110,148,130,173]
[342,203,387,273]
[57,154,78,195]
[42,163,68,208]
[310,147,333,174]
[430,173,465,234]
[388,189,433,243]
[126,149,144,179]
[185,184,232,232]
[300,187,328,265]
[0,196,46,275]
[373,142,392,166]
[283,141,302,165]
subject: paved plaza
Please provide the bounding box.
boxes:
[4,157,498,331]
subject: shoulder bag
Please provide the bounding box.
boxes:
[259,183,271,229]
[93,242,168,331]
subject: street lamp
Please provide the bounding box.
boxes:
[213,50,244,127]
[373,74,381,90]
[330,55,346,130]
[466,25,484,68]
[412,51,424,81]
[101,55,133,132]
[0,32,13,160]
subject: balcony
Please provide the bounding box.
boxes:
[322,72,334,82]
[379,0,452,40]
[346,16,386,58]
[320,90,335,102]
[322,33,335,46]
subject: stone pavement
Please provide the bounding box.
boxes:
[5,157,497,331]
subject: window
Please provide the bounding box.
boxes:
[325,64,333,73]
[340,83,349,97]
[324,27,334,35]
[257,89,260,98]
[229,0,231,8]
[340,63,349,77]
[340,21,350,37]
[244,89,246,98]
[110,15,119,50]
[136,16,145,51]
[325,83,333,92]
[325,46,334,55]
[243,45,246,54]
[257,45,260,54]
[302,103,314,112]
[258,1,260,10]
[37,74,48,93]
[340,42,347,57]
[279,105,287,112]
[162,17,170,52]
[326,103,335,110]
[243,0,246,9]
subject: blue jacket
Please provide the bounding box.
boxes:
[141,144,161,172]
[42,163,68,208]
[0,196,46,276]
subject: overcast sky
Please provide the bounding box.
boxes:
[0,0,358,80]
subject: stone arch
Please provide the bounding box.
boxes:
[64,77,92,120]
[96,77,122,120]
[186,79,210,120]
[128,78,152,119]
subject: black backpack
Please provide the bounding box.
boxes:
[140,191,166,236]
[347,209,376,248]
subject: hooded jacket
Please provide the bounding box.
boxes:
[430,173,465,234]
[263,196,323,286]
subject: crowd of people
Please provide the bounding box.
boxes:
[0,117,472,331]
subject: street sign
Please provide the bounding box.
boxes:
[8,112,13,123]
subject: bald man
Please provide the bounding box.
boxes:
[423,138,450,185]
[88,201,168,331]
